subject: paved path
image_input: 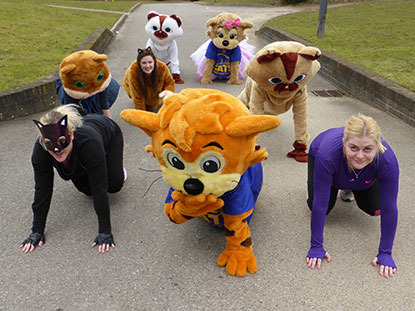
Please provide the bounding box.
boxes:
[1,3,414,310]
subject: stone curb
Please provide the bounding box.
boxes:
[0,3,141,122]
[256,26,415,127]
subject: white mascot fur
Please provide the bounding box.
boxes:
[145,11,184,84]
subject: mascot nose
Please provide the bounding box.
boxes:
[222,40,229,47]
[184,178,204,195]
[155,30,168,39]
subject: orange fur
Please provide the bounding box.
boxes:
[123,60,175,111]
[120,88,281,277]
[59,50,111,99]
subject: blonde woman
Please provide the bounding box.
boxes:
[306,114,399,278]
[20,105,125,254]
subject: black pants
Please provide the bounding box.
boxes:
[72,128,124,195]
[307,155,380,216]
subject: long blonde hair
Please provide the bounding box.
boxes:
[37,104,83,148]
[343,113,386,154]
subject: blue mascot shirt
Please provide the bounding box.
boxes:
[56,77,120,115]
[205,41,242,78]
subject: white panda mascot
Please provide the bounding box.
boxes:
[145,11,184,84]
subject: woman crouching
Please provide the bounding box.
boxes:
[306,114,399,278]
[21,105,125,254]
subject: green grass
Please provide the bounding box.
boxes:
[1,0,414,93]
[263,0,415,91]
[202,0,281,4]
[0,0,139,92]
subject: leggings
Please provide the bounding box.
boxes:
[72,128,124,195]
[307,155,380,216]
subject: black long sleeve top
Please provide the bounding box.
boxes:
[30,115,120,235]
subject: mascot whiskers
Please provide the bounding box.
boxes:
[121,88,280,277]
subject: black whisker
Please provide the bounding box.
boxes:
[138,167,162,173]
[142,176,163,199]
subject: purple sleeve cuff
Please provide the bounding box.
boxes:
[307,246,326,259]
[376,252,397,269]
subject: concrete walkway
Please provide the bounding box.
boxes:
[0,3,414,310]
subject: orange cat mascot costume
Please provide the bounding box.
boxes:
[121,88,280,277]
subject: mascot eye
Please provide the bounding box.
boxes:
[96,72,105,82]
[230,34,236,40]
[152,26,158,31]
[167,153,185,170]
[74,81,86,88]
[294,74,307,83]
[268,77,282,85]
[217,32,224,38]
[200,156,221,173]
[165,27,171,33]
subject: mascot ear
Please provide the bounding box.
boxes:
[256,52,282,64]
[241,21,253,30]
[60,64,76,74]
[169,14,182,27]
[92,53,108,62]
[299,46,322,61]
[147,11,159,20]
[206,17,218,28]
[120,109,161,137]
[225,115,281,137]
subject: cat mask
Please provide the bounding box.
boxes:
[33,115,70,153]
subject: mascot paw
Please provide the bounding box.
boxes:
[201,77,213,85]
[217,249,257,277]
[172,73,184,84]
[227,78,243,85]
[287,140,308,162]
[294,153,308,162]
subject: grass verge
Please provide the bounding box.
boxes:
[0,0,138,92]
[263,0,415,91]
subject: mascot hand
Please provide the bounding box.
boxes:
[217,245,257,277]
[201,76,213,85]
[165,190,224,223]
[227,77,243,85]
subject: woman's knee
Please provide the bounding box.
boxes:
[108,178,123,193]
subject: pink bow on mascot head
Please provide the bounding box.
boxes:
[224,18,241,30]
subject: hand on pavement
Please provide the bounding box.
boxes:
[306,252,331,270]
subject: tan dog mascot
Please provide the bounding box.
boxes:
[191,13,254,85]
[238,41,321,162]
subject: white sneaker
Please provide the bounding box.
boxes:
[340,190,355,202]
[123,167,128,183]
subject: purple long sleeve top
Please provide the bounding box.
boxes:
[308,127,399,268]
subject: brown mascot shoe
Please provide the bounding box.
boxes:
[173,73,184,84]
[287,140,308,162]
